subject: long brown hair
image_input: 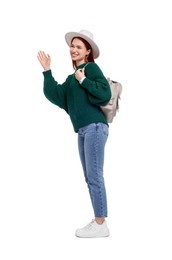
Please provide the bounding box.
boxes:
[71,37,95,69]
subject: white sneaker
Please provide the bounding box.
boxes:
[75,219,110,238]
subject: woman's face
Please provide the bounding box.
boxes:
[70,38,90,64]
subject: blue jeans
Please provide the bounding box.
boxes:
[78,122,109,217]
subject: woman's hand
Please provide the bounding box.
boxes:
[37,51,51,71]
[75,68,85,82]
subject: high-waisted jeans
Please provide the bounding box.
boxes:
[78,122,109,217]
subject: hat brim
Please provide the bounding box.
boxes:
[65,31,100,59]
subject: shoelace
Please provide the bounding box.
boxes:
[84,220,95,230]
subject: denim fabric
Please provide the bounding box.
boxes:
[78,122,109,217]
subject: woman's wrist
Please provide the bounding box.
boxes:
[44,67,51,71]
[79,76,86,84]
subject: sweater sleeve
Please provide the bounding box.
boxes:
[80,62,111,106]
[43,70,70,111]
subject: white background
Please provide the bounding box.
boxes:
[0,0,172,259]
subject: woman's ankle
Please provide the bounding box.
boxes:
[95,217,105,225]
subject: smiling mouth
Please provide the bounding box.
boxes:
[71,53,78,57]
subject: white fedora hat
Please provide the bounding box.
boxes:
[65,29,100,59]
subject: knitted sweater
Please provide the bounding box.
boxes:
[43,62,111,132]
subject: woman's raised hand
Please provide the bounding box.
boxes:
[37,51,51,71]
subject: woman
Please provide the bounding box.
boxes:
[37,29,111,238]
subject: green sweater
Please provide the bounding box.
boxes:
[43,62,111,132]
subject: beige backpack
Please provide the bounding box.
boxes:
[100,78,122,123]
